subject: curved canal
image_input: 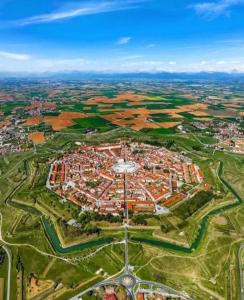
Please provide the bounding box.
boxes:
[7,161,243,254]
[131,161,243,253]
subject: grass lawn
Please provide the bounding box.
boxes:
[130,209,242,300]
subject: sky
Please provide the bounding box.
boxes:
[0,0,244,73]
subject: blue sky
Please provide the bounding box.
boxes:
[0,0,244,73]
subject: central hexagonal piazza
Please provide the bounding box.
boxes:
[112,159,139,174]
[47,143,204,215]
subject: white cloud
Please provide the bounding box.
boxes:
[0,51,30,61]
[168,61,176,65]
[8,0,145,26]
[216,60,226,64]
[191,0,244,18]
[117,37,132,45]
[1,55,244,73]
[120,55,143,60]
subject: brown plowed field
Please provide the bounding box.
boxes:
[43,112,87,131]
[24,116,42,126]
[29,132,45,144]
[85,92,146,105]
[102,103,210,130]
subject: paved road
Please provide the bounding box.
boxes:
[1,245,11,300]
[69,145,191,300]
[124,171,129,274]
[69,271,192,300]
[0,215,11,300]
[137,279,192,299]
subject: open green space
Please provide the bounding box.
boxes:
[0,123,243,300]
[0,101,28,116]
[72,116,117,132]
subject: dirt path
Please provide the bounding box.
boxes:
[196,281,224,300]
[42,258,57,278]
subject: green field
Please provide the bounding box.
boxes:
[72,116,117,132]
[0,122,243,300]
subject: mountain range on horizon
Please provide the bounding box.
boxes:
[1,71,244,81]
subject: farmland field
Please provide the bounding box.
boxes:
[0,80,243,300]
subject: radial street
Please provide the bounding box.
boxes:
[69,152,192,300]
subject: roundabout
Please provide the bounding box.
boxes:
[119,274,137,289]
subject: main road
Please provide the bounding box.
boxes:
[0,213,11,300]
[69,147,191,300]
[0,245,11,300]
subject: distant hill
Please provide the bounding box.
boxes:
[1,71,244,81]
